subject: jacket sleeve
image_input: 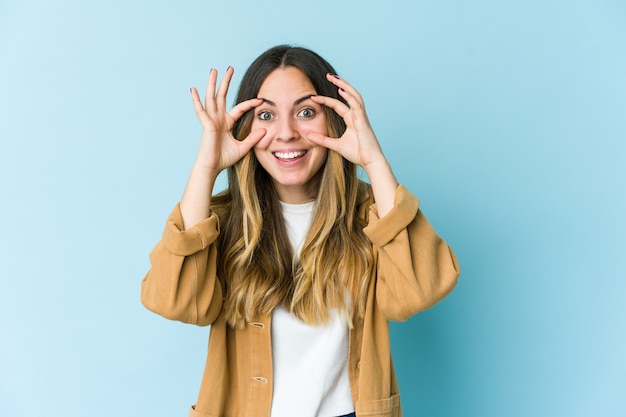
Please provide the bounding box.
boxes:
[140,204,224,326]
[363,184,460,322]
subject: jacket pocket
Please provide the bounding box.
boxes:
[355,393,400,417]
[189,405,219,417]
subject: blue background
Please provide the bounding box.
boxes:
[1,1,624,416]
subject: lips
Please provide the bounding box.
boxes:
[273,150,307,161]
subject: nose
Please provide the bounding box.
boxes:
[275,117,299,142]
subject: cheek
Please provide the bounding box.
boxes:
[313,115,329,135]
[317,122,329,136]
[299,120,328,139]
[311,147,329,166]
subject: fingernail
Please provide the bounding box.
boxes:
[328,73,340,79]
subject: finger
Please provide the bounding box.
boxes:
[326,74,367,115]
[325,77,371,127]
[310,95,350,118]
[228,97,263,123]
[238,127,266,151]
[190,87,209,122]
[336,85,365,115]
[205,68,218,113]
[216,66,234,113]
[306,132,342,153]
[326,73,363,103]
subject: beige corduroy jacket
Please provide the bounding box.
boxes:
[141,184,460,417]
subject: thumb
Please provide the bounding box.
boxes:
[238,128,267,152]
[307,132,340,152]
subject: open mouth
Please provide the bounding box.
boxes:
[273,150,307,161]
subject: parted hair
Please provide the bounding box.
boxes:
[211,45,374,329]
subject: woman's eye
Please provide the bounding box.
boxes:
[298,108,315,118]
[258,111,273,121]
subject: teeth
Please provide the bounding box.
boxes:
[274,151,305,159]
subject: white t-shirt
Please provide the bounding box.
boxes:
[270,201,354,417]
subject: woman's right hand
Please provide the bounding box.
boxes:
[190,66,265,176]
[180,67,264,229]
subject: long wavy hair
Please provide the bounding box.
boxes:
[212,45,374,329]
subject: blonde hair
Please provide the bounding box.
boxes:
[211,45,374,328]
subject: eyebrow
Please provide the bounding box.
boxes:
[258,95,314,107]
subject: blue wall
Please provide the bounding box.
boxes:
[1,1,624,416]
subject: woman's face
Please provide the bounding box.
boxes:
[251,66,329,204]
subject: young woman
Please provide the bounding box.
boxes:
[141,45,460,417]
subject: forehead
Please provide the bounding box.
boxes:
[257,67,316,98]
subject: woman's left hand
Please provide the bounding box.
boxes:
[309,74,398,216]
[308,74,386,173]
